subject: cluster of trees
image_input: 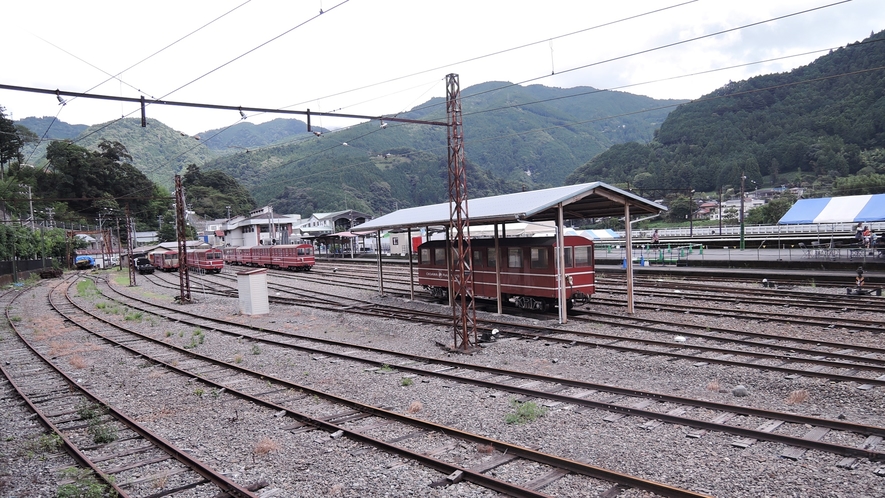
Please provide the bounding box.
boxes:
[0,105,255,259]
[568,30,885,198]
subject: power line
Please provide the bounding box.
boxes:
[274,1,699,115]
[406,0,853,116]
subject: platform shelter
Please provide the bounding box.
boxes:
[353,182,666,321]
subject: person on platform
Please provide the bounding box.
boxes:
[651,229,660,245]
[855,222,864,243]
[863,226,872,248]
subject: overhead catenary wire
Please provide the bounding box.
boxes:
[272,0,699,115]
[24,1,254,155]
[405,0,854,117]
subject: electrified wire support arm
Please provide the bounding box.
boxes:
[446,73,477,352]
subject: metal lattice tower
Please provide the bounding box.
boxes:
[175,175,191,303]
[446,74,477,351]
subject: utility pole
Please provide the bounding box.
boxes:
[126,204,136,286]
[175,175,191,303]
[689,189,695,238]
[114,213,123,270]
[740,173,746,251]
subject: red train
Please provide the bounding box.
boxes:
[417,236,595,312]
[150,250,179,272]
[188,248,224,274]
[222,244,315,271]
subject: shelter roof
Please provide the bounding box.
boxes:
[778,194,885,224]
[353,182,666,232]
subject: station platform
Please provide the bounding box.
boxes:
[596,246,884,286]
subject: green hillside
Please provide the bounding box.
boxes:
[204,81,682,216]
[568,30,885,197]
[18,118,217,189]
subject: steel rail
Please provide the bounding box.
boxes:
[148,269,885,385]
[92,275,885,458]
[4,280,256,498]
[58,276,706,497]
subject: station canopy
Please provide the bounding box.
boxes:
[353,181,666,232]
[777,194,885,224]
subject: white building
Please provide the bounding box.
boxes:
[210,206,303,247]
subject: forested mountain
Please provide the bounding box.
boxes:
[16,118,215,189]
[203,82,681,216]
[15,82,681,216]
[198,118,326,151]
[568,29,885,198]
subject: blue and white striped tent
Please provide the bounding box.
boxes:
[579,229,621,240]
[778,194,885,224]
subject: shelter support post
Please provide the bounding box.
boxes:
[625,203,634,314]
[375,230,384,296]
[494,224,502,315]
[407,228,414,301]
[445,228,453,308]
[557,204,566,324]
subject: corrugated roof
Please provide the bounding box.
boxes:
[354,182,666,232]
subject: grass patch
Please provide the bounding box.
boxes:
[57,468,109,498]
[379,364,395,373]
[251,344,261,355]
[504,400,546,424]
[75,280,98,298]
[400,377,413,387]
[184,329,205,349]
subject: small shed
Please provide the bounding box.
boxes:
[237,268,269,315]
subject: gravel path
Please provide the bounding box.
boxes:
[2,269,884,497]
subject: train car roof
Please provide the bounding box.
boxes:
[419,235,593,248]
[353,181,666,232]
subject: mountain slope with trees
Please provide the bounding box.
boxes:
[203,82,682,216]
[568,30,885,199]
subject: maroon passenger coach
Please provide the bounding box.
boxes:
[417,236,595,312]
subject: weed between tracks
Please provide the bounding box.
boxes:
[504,399,547,424]
[254,437,281,456]
[786,389,810,405]
[57,468,110,498]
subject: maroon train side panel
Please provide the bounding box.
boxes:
[188,248,224,273]
[223,244,315,271]
[417,236,594,312]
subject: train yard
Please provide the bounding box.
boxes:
[2,262,884,497]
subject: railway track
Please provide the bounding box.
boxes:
[58,273,712,497]
[152,269,885,389]
[1,278,258,498]
[88,273,885,468]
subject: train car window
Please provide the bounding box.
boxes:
[472,250,483,268]
[530,248,548,269]
[487,249,496,268]
[574,246,592,266]
[420,248,431,263]
[508,248,522,268]
[564,247,574,268]
[434,248,446,265]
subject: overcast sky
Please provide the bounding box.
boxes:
[3,0,884,135]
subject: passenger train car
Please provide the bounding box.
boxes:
[417,236,594,312]
[222,244,315,271]
[187,248,224,274]
[150,250,179,272]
